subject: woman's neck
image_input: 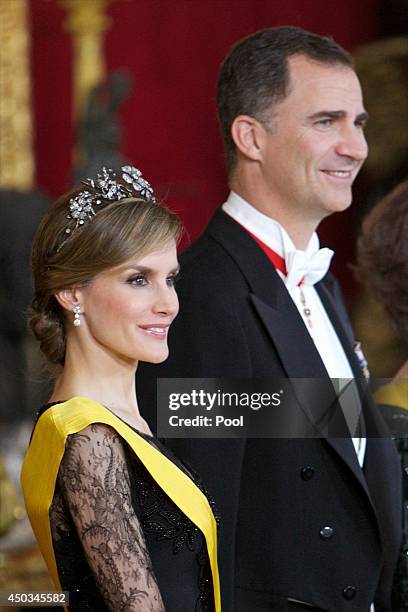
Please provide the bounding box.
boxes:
[49,339,151,434]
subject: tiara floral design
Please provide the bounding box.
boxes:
[59,165,155,249]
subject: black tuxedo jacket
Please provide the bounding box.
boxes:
[137,209,401,612]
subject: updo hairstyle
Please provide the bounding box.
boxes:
[29,183,182,370]
[357,181,408,345]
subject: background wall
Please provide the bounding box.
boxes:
[29,0,381,294]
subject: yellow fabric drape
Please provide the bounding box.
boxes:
[374,380,408,410]
[21,397,220,611]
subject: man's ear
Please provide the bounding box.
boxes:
[230,115,264,162]
[54,288,82,314]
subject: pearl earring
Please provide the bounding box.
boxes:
[73,305,82,327]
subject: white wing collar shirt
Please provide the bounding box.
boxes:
[222,191,366,466]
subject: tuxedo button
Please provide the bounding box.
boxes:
[319,525,334,540]
[342,586,356,600]
[300,466,315,481]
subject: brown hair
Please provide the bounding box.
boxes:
[357,181,408,344]
[216,26,353,174]
[29,185,182,369]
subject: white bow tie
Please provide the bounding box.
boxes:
[284,248,334,288]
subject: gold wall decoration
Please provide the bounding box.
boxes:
[354,37,408,183]
[0,0,34,191]
[62,0,111,120]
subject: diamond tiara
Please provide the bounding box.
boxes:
[59,165,156,249]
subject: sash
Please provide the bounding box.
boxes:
[21,397,221,611]
[374,380,408,410]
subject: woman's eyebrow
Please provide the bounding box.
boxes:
[122,264,180,274]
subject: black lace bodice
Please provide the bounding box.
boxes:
[38,405,218,612]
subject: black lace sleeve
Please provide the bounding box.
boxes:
[55,423,165,612]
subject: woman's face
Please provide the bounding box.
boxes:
[77,241,179,365]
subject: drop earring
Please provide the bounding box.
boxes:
[73,305,81,327]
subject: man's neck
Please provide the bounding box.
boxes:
[230,181,320,251]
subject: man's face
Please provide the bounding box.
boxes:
[259,55,368,223]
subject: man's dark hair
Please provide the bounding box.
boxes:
[216,26,353,174]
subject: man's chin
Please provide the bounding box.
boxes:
[325,190,353,214]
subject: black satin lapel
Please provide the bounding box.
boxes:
[249,293,327,378]
[316,284,397,529]
[316,281,389,438]
[207,211,372,492]
[250,293,372,495]
[326,438,372,499]
[250,294,351,438]
[315,281,360,377]
[207,212,337,379]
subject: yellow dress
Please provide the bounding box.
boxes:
[21,397,220,611]
[374,380,408,411]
